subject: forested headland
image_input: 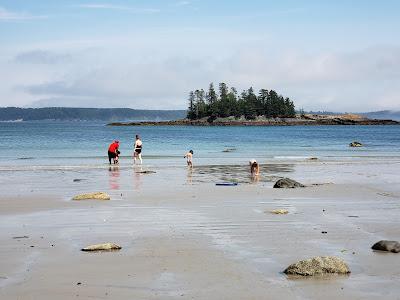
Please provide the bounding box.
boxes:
[0,107,186,121]
[187,83,296,121]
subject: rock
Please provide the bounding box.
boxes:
[270,209,289,214]
[371,240,400,253]
[81,243,122,252]
[72,192,110,201]
[284,256,350,276]
[273,178,305,188]
[73,179,85,182]
[349,141,363,147]
[12,235,29,239]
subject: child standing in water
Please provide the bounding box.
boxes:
[133,135,143,164]
[184,150,194,168]
[249,159,260,176]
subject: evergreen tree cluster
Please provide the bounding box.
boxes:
[187,83,296,120]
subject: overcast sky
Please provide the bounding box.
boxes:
[0,0,399,111]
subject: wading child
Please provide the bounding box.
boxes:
[114,150,120,164]
[184,150,194,168]
[249,159,260,176]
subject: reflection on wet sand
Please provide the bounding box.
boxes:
[133,165,143,191]
[250,174,260,184]
[187,163,294,184]
[108,166,120,190]
[187,168,193,184]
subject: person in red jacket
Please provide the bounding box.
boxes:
[108,140,120,164]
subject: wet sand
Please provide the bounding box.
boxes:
[0,162,400,299]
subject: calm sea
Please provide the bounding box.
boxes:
[0,121,399,196]
[0,121,399,169]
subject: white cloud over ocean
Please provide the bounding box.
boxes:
[0,1,399,112]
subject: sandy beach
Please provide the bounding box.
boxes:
[0,160,399,300]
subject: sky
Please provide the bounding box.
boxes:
[0,0,399,112]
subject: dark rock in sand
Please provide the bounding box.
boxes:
[284,256,350,276]
[371,240,400,253]
[12,236,29,239]
[136,170,156,174]
[273,178,305,188]
[349,141,363,147]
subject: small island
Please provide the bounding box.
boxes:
[109,83,400,126]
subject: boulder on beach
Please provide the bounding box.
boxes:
[284,256,350,276]
[273,178,305,188]
[81,243,122,252]
[371,240,400,253]
[270,209,289,214]
[349,141,363,147]
[72,192,110,201]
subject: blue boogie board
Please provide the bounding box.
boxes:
[215,182,238,186]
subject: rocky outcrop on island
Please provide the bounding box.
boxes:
[284,256,351,276]
[371,240,400,253]
[108,113,400,126]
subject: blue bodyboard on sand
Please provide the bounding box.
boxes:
[215,182,238,186]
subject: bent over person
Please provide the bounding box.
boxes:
[108,140,120,164]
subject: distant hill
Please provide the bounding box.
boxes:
[0,107,186,121]
[361,110,400,121]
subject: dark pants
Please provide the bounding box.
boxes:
[108,151,116,164]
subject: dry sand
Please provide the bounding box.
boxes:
[0,163,400,299]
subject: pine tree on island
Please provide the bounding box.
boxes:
[187,82,296,121]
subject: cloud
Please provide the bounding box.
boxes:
[175,1,191,6]
[76,3,160,13]
[0,6,46,21]
[21,56,209,109]
[225,46,400,86]
[3,31,400,111]
[14,50,71,65]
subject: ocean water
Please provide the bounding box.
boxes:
[0,121,399,168]
[0,121,399,195]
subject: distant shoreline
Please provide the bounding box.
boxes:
[108,114,400,126]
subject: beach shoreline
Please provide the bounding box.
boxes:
[0,159,399,299]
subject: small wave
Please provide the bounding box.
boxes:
[273,156,313,160]
[0,164,123,172]
[16,154,182,160]
[0,119,23,123]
